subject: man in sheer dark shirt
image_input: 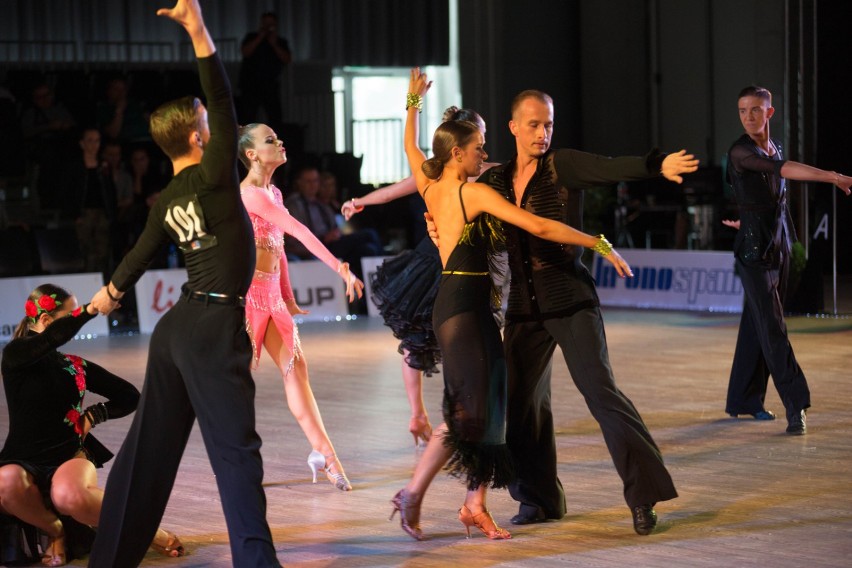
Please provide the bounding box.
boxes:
[478,90,697,535]
[724,85,851,435]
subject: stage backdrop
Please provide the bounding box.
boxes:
[0,273,109,343]
[594,249,744,312]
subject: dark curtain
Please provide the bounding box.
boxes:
[0,0,449,66]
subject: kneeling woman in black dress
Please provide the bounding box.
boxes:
[390,70,633,541]
[0,284,183,566]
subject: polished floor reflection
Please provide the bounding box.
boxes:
[2,309,851,567]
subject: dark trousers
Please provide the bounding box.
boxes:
[504,308,678,515]
[726,257,810,416]
[89,299,280,567]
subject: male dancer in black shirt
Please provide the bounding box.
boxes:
[89,1,280,565]
[480,90,696,535]
[724,85,850,435]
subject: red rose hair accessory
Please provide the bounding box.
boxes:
[25,293,62,323]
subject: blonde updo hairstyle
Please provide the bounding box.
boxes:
[237,123,263,169]
[421,120,481,180]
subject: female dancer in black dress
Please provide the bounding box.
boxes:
[343,107,498,447]
[389,69,632,540]
[0,284,183,565]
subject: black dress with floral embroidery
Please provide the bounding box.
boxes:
[0,306,139,478]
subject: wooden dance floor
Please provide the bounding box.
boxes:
[3,307,852,567]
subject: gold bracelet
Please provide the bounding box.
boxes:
[592,234,613,257]
[406,92,423,112]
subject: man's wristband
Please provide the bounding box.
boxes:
[106,286,121,302]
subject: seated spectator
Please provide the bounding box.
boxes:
[96,77,150,144]
[20,83,76,147]
[319,171,343,212]
[284,165,382,280]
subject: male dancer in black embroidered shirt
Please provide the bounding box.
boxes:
[89,1,280,565]
[724,85,851,435]
[480,90,696,535]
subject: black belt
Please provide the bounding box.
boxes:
[181,286,246,307]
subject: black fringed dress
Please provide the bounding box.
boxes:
[431,183,513,490]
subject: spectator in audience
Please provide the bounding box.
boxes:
[20,83,77,204]
[96,77,150,144]
[63,127,116,276]
[238,11,292,127]
[101,139,133,214]
[284,164,383,281]
[20,83,76,146]
[319,171,343,212]
[109,146,169,267]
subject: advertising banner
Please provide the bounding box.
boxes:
[135,261,353,333]
[593,249,744,312]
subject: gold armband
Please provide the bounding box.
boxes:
[592,235,613,257]
[406,92,423,112]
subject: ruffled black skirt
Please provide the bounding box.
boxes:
[370,238,442,375]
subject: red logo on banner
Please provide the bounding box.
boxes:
[152,280,175,313]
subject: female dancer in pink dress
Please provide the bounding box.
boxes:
[238,123,364,491]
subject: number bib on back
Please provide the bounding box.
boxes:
[163,194,218,252]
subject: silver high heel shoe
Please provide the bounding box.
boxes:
[307,450,352,491]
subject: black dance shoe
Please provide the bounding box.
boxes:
[510,508,547,525]
[728,410,776,420]
[631,504,657,535]
[786,409,807,435]
[752,410,776,420]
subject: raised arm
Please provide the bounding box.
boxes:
[404,68,433,192]
[1,306,97,372]
[157,0,214,58]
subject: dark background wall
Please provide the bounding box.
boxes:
[1,0,850,272]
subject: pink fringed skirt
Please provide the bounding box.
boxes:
[245,269,301,374]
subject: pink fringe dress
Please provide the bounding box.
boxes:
[241,184,344,374]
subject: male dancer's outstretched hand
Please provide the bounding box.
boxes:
[157,0,213,57]
[660,149,699,184]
